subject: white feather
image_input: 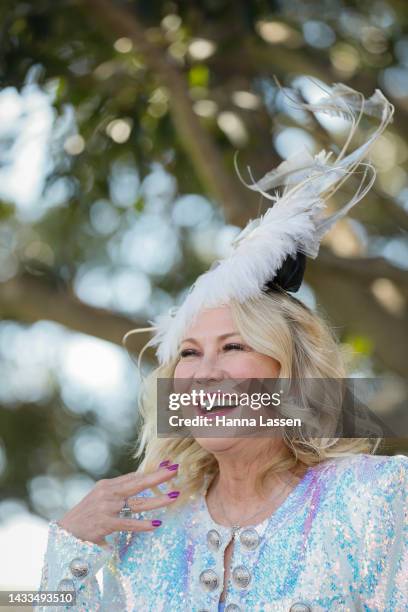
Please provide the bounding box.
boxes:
[150,78,395,364]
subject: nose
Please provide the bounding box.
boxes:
[192,355,225,383]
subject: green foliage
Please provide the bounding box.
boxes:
[345,334,374,357]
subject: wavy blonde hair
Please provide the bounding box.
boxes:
[130,290,381,506]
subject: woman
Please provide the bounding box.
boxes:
[36,80,407,611]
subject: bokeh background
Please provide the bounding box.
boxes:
[0,0,407,594]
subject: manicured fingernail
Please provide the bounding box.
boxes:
[167,463,179,471]
[159,460,170,467]
[151,520,162,527]
[167,490,180,499]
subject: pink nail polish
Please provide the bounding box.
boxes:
[159,460,170,467]
[151,520,162,527]
[167,490,180,499]
[166,463,179,471]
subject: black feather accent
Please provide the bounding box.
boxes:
[264,251,306,293]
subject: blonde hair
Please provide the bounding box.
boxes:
[130,290,381,505]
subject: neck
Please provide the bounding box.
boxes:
[208,440,299,510]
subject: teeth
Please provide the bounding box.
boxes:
[201,404,237,411]
[202,401,236,407]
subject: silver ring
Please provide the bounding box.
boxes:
[118,498,132,518]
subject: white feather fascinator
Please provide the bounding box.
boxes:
[149,78,394,365]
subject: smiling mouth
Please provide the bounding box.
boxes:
[199,401,238,412]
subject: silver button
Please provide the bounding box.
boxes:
[57,578,76,592]
[232,565,251,589]
[199,569,219,592]
[239,527,260,550]
[69,557,90,578]
[207,529,222,552]
[225,605,241,612]
[289,603,312,612]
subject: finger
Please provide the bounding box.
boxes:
[113,465,180,499]
[99,461,172,488]
[107,516,163,533]
[127,492,180,513]
[104,491,179,516]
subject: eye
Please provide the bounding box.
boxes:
[179,348,199,358]
[223,342,246,352]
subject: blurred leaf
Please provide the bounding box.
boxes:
[134,195,145,212]
[345,334,374,356]
[0,201,15,219]
[188,64,209,88]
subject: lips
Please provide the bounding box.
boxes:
[200,404,238,412]
[197,406,238,419]
[185,387,242,417]
[200,398,239,411]
[196,400,239,420]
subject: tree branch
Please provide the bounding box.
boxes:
[316,248,408,290]
[306,256,408,378]
[81,0,252,223]
[1,257,406,376]
[0,274,150,354]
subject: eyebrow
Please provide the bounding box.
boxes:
[181,332,241,344]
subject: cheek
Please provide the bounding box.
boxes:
[226,353,280,378]
[174,360,193,378]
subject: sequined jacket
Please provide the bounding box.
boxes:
[35,453,408,612]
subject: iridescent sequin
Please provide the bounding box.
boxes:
[34,454,408,611]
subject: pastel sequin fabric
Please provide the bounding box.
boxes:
[35,453,408,611]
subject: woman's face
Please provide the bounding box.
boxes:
[174,305,280,379]
[173,305,280,454]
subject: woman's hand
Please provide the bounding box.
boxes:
[57,461,180,546]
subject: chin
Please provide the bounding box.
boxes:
[194,436,243,453]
